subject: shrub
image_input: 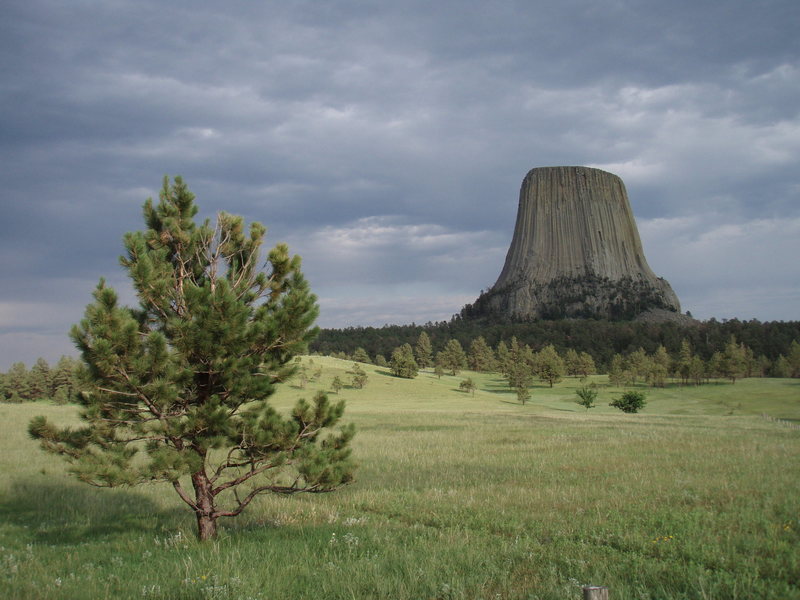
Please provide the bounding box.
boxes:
[610,390,647,413]
[575,385,598,411]
[459,378,476,396]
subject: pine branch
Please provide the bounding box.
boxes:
[172,480,198,511]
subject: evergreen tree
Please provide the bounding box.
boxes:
[348,363,368,389]
[677,339,693,385]
[414,332,433,369]
[564,349,581,376]
[753,355,770,377]
[742,346,756,378]
[772,355,791,378]
[576,352,596,380]
[52,355,78,401]
[788,340,800,378]
[352,347,372,364]
[29,358,54,400]
[534,344,565,388]
[331,376,344,394]
[646,345,670,388]
[28,177,354,541]
[438,339,467,376]
[505,338,533,395]
[575,385,598,411]
[688,355,706,385]
[495,340,510,375]
[468,336,496,372]
[374,354,388,368]
[608,354,626,387]
[721,336,747,383]
[625,348,650,385]
[708,351,725,380]
[390,344,419,378]
[515,384,531,405]
[6,362,31,401]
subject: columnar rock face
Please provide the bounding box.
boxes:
[467,166,681,321]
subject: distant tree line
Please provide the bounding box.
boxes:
[324,331,800,389]
[4,320,799,404]
[0,356,80,403]
[311,317,800,375]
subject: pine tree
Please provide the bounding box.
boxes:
[28,177,354,541]
[414,332,433,369]
[625,348,650,385]
[608,354,626,387]
[677,339,693,385]
[468,336,496,372]
[646,345,670,388]
[29,358,54,400]
[390,344,419,378]
[438,339,467,376]
[434,363,444,379]
[575,385,598,411]
[688,355,706,385]
[576,352,596,380]
[6,362,31,401]
[505,338,533,397]
[495,340,510,375]
[348,363,368,389]
[534,345,565,388]
[52,355,78,401]
[721,336,747,383]
[352,347,372,364]
[787,340,800,378]
[772,355,790,378]
[564,349,581,376]
[502,337,523,382]
[708,351,725,380]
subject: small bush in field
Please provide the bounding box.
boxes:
[610,390,647,413]
[459,378,476,396]
[575,385,598,411]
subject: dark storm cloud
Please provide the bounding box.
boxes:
[1,0,799,367]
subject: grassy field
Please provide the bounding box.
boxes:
[1,357,798,599]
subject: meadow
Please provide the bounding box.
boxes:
[1,357,798,599]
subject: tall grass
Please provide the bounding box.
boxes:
[1,359,798,599]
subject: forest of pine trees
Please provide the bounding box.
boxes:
[3,323,800,403]
[313,326,800,385]
[0,356,80,403]
[311,318,800,377]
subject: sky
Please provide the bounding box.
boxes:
[1,0,799,369]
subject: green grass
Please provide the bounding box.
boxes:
[1,358,799,599]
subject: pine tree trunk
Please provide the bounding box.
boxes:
[191,470,218,541]
[196,512,217,541]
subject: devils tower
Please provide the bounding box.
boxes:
[465,166,681,321]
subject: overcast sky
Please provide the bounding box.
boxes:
[1,0,799,369]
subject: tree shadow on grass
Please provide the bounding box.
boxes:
[0,478,187,545]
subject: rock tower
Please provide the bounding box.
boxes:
[465,166,681,321]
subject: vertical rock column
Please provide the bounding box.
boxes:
[484,166,680,320]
